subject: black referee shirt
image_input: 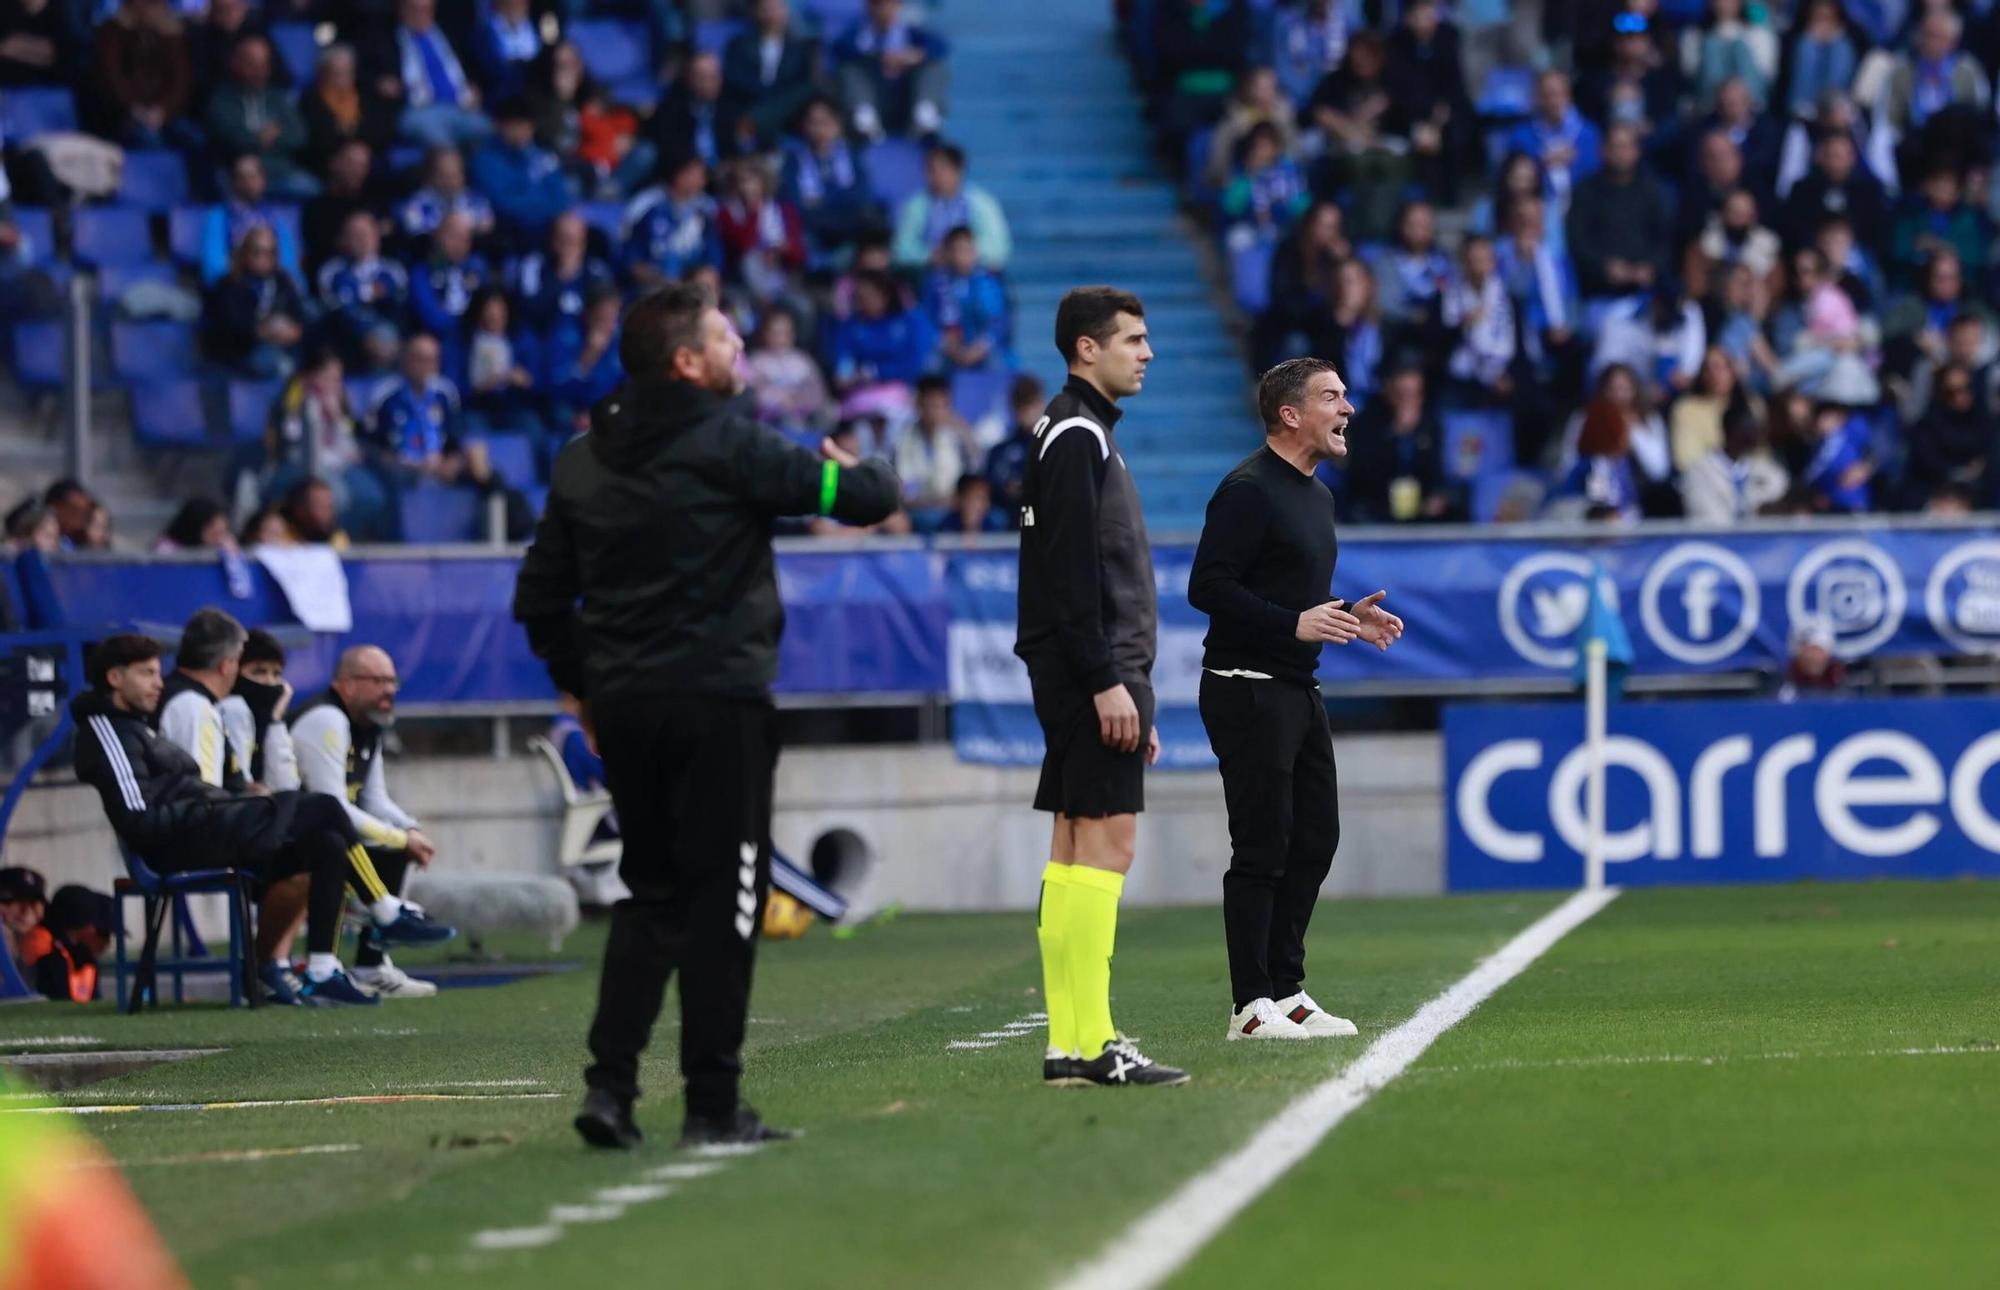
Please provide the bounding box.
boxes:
[1187,446,1339,687]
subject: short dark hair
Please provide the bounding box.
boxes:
[1055,287,1145,363]
[916,374,951,399]
[1010,372,1046,408]
[242,627,286,669]
[619,282,713,381]
[941,224,975,245]
[90,634,161,691]
[177,607,248,672]
[927,141,966,171]
[43,478,87,509]
[1258,357,1340,431]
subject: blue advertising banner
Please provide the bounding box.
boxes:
[1445,698,2000,890]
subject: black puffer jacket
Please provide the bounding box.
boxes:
[70,689,231,853]
[513,378,901,701]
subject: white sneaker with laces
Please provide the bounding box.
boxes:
[1273,990,1357,1037]
[1227,997,1311,1041]
[350,960,438,999]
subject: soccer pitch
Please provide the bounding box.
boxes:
[5,881,1996,1288]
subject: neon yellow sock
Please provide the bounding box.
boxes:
[1036,862,1076,1055]
[1065,865,1125,1055]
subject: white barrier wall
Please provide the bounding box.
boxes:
[4,735,1446,921]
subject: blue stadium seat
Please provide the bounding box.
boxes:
[398,483,483,542]
[11,322,64,391]
[0,87,77,137]
[580,201,626,240]
[112,843,256,1010]
[1441,408,1514,482]
[694,17,745,53]
[10,206,54,264]
[167,205,206,264]
[72,207,155,269]
[477,434,538,490]
[800,0,866,32]
[570,19,651,86]
[347,375,386,417]
[952,365,1013,426]
[97,259,179,303]
[129,379,214,448]
[865,138,927,210]
[1230,237,1274,314]
[111,320,199,383]
[1477,66,1535,118]
[1183,127,1217,207]
[119,151,190,209]
[228,379,282,444]
[269,21,322,83]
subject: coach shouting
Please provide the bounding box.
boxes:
[514,283,900,1150]
[1188,358,1404,1043]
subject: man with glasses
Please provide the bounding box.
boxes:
[291,645,443,999]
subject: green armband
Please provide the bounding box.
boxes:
[819,460,840,515]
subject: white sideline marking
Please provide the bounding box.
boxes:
[471,1226,563,1251]
[3,1092,561,1115]
[388,1079,549,1089]
[948,1011,1048,1052]
[645,1162,724,1181]
[948,1040,1002,1050]
[548,1203,627,1223]
[1052,887,1620,1290]
[0,1036,104,1049]
[596,1184,674,1204]
[1417,1043,2000,1077]
[109,1143,363,1167]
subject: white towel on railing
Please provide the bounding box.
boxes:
[255,546,353,633]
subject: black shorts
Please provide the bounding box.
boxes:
[1030,675,1154,818]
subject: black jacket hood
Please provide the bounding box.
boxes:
[586,379,757,472]
[69,689,121,722]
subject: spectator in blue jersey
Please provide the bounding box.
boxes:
[829,268,932,409]
[463,287,544,438]
[1801,399,1874,512]
[982,373,1043,526]
[781,95,880,267]
[317,208,410,372]
[471,0,546,105]
[202,224,309,379]
[1502,70,1602,216]
[408,211,492,386]
[469,97,573,243]
[1780,0,1859,120]
[367,331,496,491]
[1369,199,1453,336]
[542,284,623,437]
[1219,122,1309,243]
[892,141,1009,271]
[1270,0,1351,108]
[397,145,495,245]
[924,225,1011,372]
[200,154,304,286]
[622,153,723,289]
[835,0,951,140]
[511,210,615,343]
[724,0,820,148]
[1548,397,1642,523]
[362,0,493,149]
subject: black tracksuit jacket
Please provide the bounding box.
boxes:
[513,378,902,701]
[1014,376,1158,694]
[71,689,242,856]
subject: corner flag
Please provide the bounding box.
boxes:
[1572,563,1632,699]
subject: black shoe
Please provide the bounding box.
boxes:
[676,1103,799,1149]
[1043,1051,1085,1087]
[1073,1038,1191,1088]
[574,1087,642,1150]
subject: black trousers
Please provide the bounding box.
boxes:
[584,692,777,1122]
[1198,673,1340,1008]
[156,791,364,956]
[355,848,411,967]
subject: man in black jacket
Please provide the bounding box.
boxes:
[1016,287,1186,1089]
[514,282,899,1150]
[1188,358,1402,1042]
[71,635,453,1007]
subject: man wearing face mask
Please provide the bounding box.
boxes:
[514,281,900,1150]
[220,628,299,793]
[290,645,440,999]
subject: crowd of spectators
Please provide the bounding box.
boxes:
[1134,0,2000,524]
[1,0,1040,538]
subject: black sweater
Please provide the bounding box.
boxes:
[1188,446,1339,687]
[513,379,901,701]
[1014,376,1158,693]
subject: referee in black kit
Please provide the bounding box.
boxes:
[1188,358,1404,1043]
[514,283,900,1149]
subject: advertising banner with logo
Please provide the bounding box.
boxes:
[1445,698,2000,890]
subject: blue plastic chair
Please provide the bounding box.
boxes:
[73,206,156,269]
[864,138,927,210]
[1230,237,1275,314]
[579,200,626,240]
[269,20,322,83]
[399,483,483,542]
[119,151,191,209]
[228,378,282,444]
[477,434,538,490]
[11,206,54,264]
[130,379,214,448]
[97,259,179,305]
[112,320,198,382]
[167,205,206,264]
[694,17,745,53]
[1442,408,1515,482]
[0,87,77,137]
[570,19,652,85]
[112,843,257,1010]
[951,365,1014,426]
[11,321,64,391]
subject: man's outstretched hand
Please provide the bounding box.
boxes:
[1349,590,1405,651]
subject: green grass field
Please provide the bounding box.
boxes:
[4,881,1997,1288]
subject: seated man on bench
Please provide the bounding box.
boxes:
[71,634,456,1007]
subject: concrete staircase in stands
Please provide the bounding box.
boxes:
[933,0,1258,535]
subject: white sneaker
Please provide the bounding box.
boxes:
[852,102,884,140]
[1273,991,1357,1037]
[1227,997,1311,1041]
[912,99,944,135]
[350,960,438,999]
